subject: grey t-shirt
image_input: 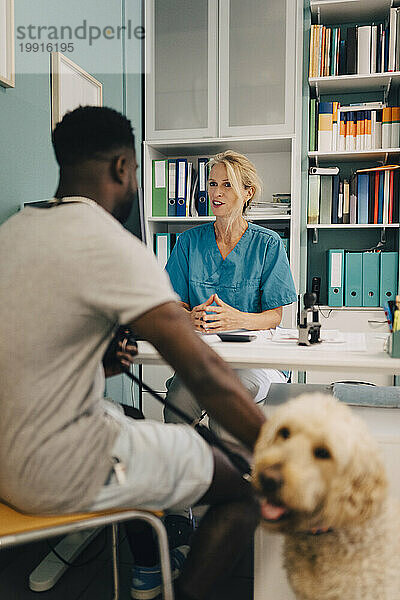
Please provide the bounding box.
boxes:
[0,198,177,514]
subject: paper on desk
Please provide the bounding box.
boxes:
[270,328,367,352]
[322,332,367,352]
[199,328,367,352]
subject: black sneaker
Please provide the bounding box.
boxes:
[164,514,196,550]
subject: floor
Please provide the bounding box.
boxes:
[0,525,253,600]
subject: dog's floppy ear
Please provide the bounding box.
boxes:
[323,430,387,528]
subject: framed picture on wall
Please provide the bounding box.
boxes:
[0,0,15,88]
[50,52,103,130]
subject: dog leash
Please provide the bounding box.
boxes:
[123,369,252,482]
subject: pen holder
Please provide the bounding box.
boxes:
[390,331,400,358]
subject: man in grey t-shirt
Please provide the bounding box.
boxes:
[0,107,265,600]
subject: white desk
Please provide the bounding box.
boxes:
[133,332,400,375]
[133,332,400,600]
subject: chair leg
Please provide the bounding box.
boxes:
[111,523,119,600]
[110,513,174,600]
[148,515,174,600]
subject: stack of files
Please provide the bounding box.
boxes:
[247,194,291,217]
[326,250,398,307]
[309,12,400,78]
[152,157,210,217]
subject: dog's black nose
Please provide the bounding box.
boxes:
[259,468,283,495]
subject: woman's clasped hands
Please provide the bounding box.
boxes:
[190,293,243,332]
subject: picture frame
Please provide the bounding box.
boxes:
[0,0,15,88]
[50,52,103,130]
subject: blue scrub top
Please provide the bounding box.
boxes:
[165,222,297,313]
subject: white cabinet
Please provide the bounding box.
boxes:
[145,0,296,140]
[219,0,296,137]
[145,0,218,140]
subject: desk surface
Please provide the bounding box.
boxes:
[133,333,400,374]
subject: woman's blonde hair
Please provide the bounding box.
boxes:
[208,150,263,218]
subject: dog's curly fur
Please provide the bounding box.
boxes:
[252,394,400,600]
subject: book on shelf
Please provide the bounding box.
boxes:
[318,102,334,152]
[310,98,316,151]
[309,10,400,79]
[307,165,400,225]
[310,101,400,152]
[319,176,332,224]
[331,174,340,224]
[308,174,320,224]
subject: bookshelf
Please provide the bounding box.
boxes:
[304,0,399,385]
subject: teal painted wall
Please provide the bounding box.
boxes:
[0,0,143,404]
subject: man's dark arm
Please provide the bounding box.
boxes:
[129,301,266,450]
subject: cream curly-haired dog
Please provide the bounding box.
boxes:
[252,394,400,600]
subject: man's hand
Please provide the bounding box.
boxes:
[202,294,245,331]
[103,327,138,377]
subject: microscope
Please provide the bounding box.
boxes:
[297,292,321,346]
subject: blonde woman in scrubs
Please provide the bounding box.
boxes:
[163,150,297,543]
[164,150,296,432]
